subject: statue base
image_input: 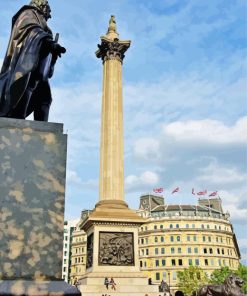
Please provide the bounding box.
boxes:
[0,280,80,296]
[0,118,80,296]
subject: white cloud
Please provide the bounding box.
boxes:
[130,117,247,223]
[163,117,247,144]
[125,171,159,192]
[133,138,160,160]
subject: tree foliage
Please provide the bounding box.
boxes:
[177,266,209,296]
[236,264,247,293]
[210,265,247,293]
[210,266,232,284]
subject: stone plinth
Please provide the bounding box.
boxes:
[0,117,80,295]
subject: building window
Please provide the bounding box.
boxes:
[195,259,199,266]
[208,236,211,242]
[163,272,167,280]
[178,247,182,254]
[64,251,67,257]
[156,273,160,281]
[154,237,158,243]
[177,236,181,242]
[187,247,192,254]
[170,224,173,229]
[216,237,218,242]
[155,260,159,267]
[178,259,183,266]
[201,224,204,229]
[155,248,159,255]
[162,260,166,266]
[187,235,190,242]
[170,236,174,242]
[65,236,68,241]
[161,248,165,254]
[161,236,164,243]
[171,247,175,254]
[140,261,143,268]
[203,248,207,254]
[172,272,177,280]
[217,248,220,255]
[146,249,149,255]
[64,243,67,248]
[154,225,157,230]
[171,259,176,266]
[141,238,144,244]
[145,238,148,244]
[209,248,213,254]
[207,224,210,229]
[218,259,222,266]
[189,259,193,266]
[193,235,197,242]
[192,224,195,228]
[222,249,224,255]
[211,259,214,266]
[203,236,206,242]
[205,259,208,266]
[160,225,163,229]
[186,224,189,228]
[194,247,198,254]
[63,267,66,272]
[176,224,179,228]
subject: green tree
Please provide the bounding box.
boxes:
[210,266,232,284]
[210,264,247,293]
[236,264,247,293]
[177,266,209,296]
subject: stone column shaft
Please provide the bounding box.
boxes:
[100,58,124,201]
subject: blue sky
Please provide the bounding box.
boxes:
[1,0,246,264]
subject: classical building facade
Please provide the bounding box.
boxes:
[62,219,79,282]
[69,214,88,285]
[62,196,241,295]
[137,194,241,294]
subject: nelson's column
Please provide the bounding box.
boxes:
[79,16,159,296]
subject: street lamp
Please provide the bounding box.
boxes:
[168,271,171,288]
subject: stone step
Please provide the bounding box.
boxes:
[80,277,149,286]
[79,284,159,293]
[78,291,160,296]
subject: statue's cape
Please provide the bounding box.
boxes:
[0,5,52,116]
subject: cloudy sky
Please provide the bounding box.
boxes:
[1,0,246,263]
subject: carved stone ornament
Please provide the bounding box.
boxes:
[98,232,135,266]
[86,233,94,269]
[96,37,131,63]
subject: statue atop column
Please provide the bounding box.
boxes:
[0,0,66,121]
[96,15,130,64]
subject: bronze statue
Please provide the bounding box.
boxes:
[0,0,66,121]
[198,274,246,296]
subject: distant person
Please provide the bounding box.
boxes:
[110,277,116,290]
[104,277,109,289]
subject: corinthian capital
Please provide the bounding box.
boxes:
[96,37,131,64]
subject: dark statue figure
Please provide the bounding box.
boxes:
[0,0,66,121]
[198,274,247,296]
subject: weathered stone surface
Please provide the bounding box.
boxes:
[0,280,81,296]
[0,118,67,280]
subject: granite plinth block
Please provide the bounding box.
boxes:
[0,280,80,296]
[0,118,67,281]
